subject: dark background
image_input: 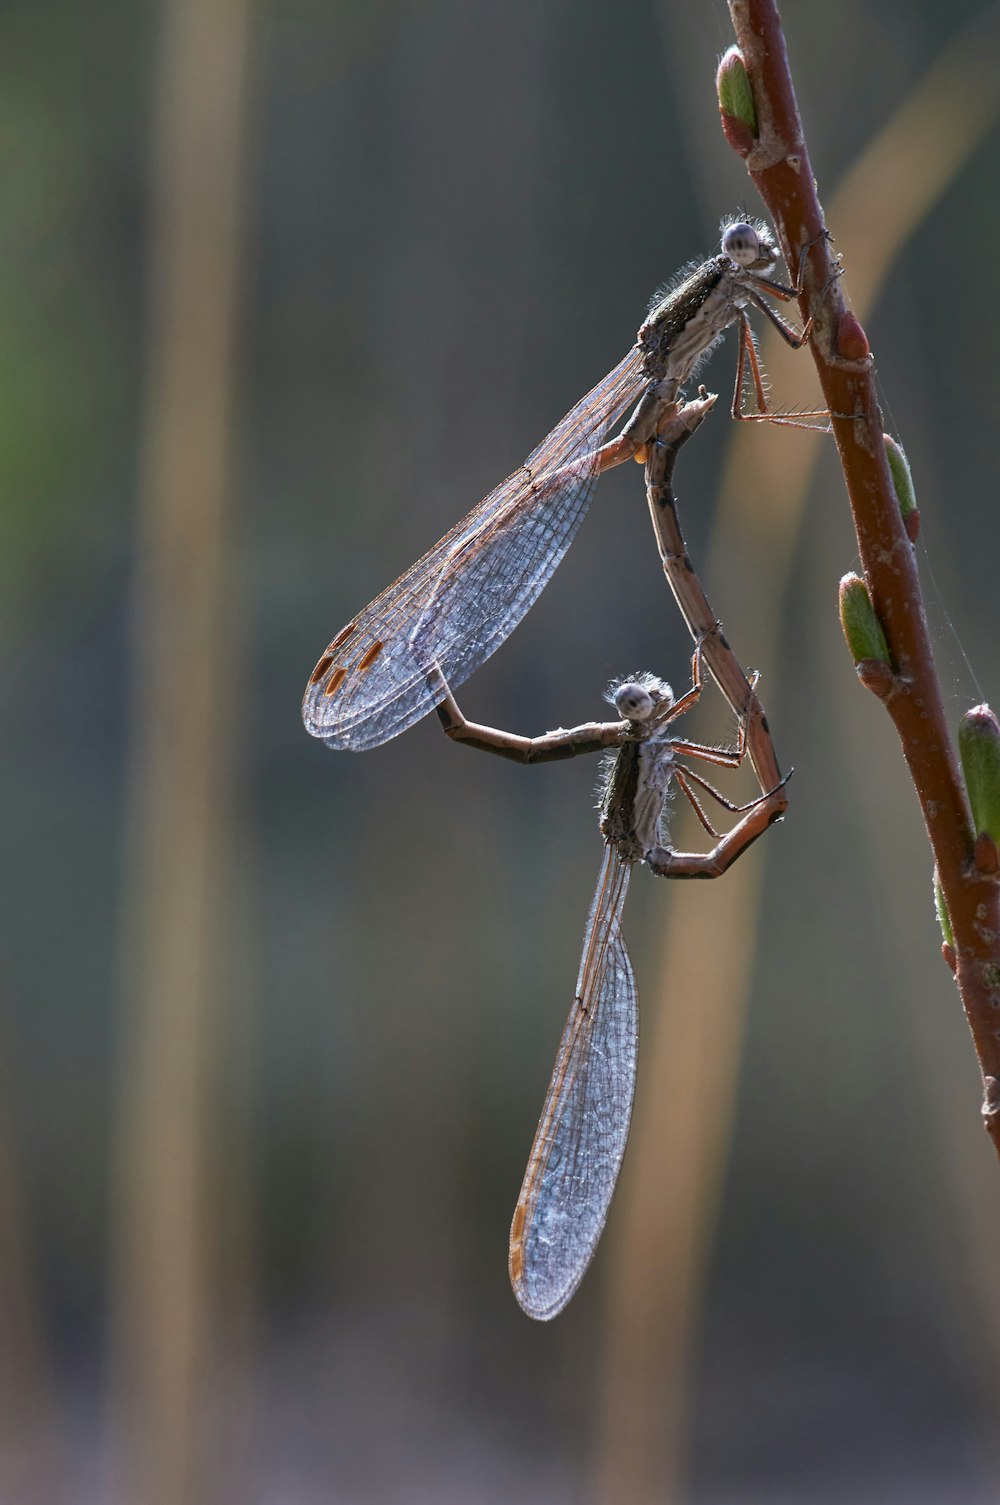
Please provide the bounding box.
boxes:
[3,1,1000,1500]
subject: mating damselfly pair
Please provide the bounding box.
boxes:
[303,216,814,1318]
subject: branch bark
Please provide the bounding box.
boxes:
[726,0,1000,1159]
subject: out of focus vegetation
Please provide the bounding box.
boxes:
[2,1,1000,1501]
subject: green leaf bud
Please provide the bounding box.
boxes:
[717,47,757,143]
[839,573,891,667]
[883,435,916,523]
[959,704,1000,845]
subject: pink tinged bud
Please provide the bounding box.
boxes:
[959,705,1000,848]
[717,47,757,153]
[836,311,870,361]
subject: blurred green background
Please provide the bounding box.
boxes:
[3,0,1000,1500]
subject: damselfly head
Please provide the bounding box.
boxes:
[720,215,778,274]
[609,673,673,723]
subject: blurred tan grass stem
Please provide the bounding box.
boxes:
[108,0,252,1500]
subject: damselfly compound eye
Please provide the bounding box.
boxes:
[614,683,655,722]
[721,221,761,266]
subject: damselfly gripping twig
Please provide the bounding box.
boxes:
[433,651,790,1319]
[303,216,820,753]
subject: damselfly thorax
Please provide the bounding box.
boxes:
[641,249,776,388]
[599,678,680,866]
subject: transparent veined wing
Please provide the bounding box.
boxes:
[302,347,646,751]
[509,843,637,1320]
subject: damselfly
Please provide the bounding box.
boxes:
[434,651,789,1319]
[303,217,816,752]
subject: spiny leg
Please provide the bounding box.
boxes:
[647,785,787,881]
[736,236,857,427]
[747,228,831,306]
[651,638,708,728]
[731,309,831,429]
[673,763,792,843]
[679,760,789,815]
[654,645,760,771]
[674,767,725,841]
[747,287,812,350]
[662,658,762,766]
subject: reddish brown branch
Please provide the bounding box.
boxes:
[727,0,1000,1159]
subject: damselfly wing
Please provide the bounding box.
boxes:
[303,350,644,751]
[509,845,637,1321]
[304,217,813,753]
